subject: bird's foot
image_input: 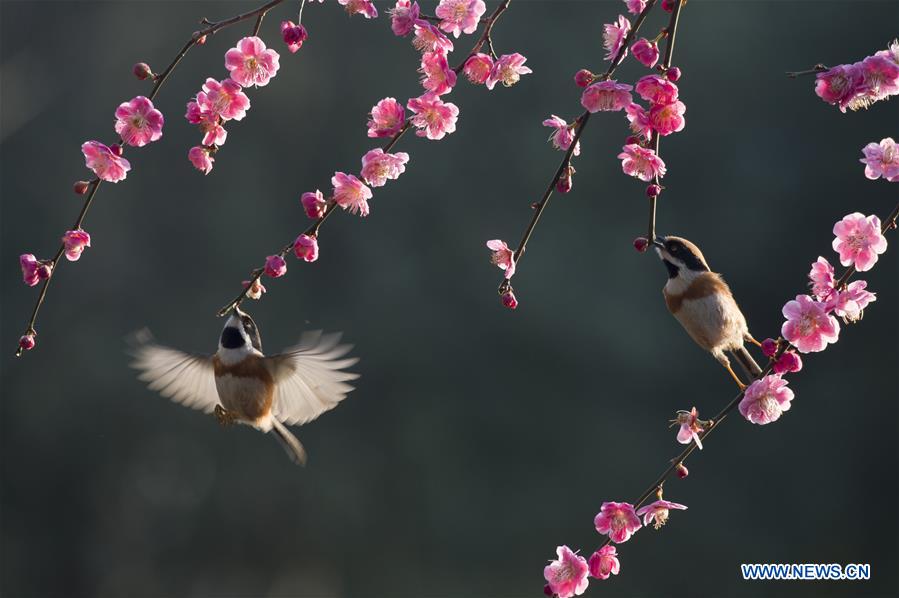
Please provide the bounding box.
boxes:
[214,405,236,427]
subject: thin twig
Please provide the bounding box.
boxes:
[786,64,828,78]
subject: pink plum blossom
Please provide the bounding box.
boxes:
[332,172,372,216]
[635,74,679,104]
[603,15,631,62]
[188,146,214,175]
[855,54,899,106]
[624,0,647,15]
[808,256,836,301]
[739,374,794,425]
[114,96,163,147]
[360,148,410,187]
[543,546,589,598]
[368,97,406,138]
[435,0,486,38]
[20,254,42,287]
[674,406,705,449]
[594,502,641,543]
[264,254,287,277]
[542,115,580,155]
[412,21,454,53]
[618,143,666,181]
[832,212,888,271]
[62,229,91,262]
[487,239,515,279]
[485,53,532,90]
[635,499,687,529]
[280,20,308,53]
[338,0,378,18]
[463,53,494,84]
[81,141,131,183]
[407,92,459,140]
[389,0,420,36]
[185,100,226,145]
[243,278,266,300]
[224,36,280,87]
[200,78,250,121]
[781,294,840,353]
[580,80,633,112]
[814,63,863,112]
[625,102,652,140]
[631,38,659,68]
[649,100,686,136]
[293,234,319,262]
[827,280,876,323]
[301,190,327,219]
[773,351,802,374]
[587,545,620,580]
[860,137,899,182]
[420,51,457,95]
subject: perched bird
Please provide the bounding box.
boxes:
[129,307,358,465]
[653,236,762,389]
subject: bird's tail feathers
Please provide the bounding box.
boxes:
[271,419,307,466]
[731,345,763,380]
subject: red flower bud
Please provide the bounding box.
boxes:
[633,237,650,253]
[646,184,661,197]
[73,180,90,195]
[132,62,153,80]
[574,69,594,88]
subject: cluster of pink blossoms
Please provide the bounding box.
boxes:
[814,40,899,112]
[186,36,280,175]
[544,497,687,597]
[860,137,899,182]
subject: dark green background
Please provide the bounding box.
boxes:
[2,1,897,596]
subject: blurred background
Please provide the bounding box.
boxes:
[2,1,897,596]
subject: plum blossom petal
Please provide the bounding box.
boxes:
[634,74,679,104]
[635,499,687,529]
[781,294,840,353]
[594,502,641,543]
[390,0,420,36]
[62,229,91,262]
[293,234,319,262]
[618,143,666,181]
[224,36,280,87]
[368,97,406,138]
[542,115,580,156]
[860,137,899,182]
[412,20,454,53]
[280,20,308,53]
[360,148,410,187]
[332,172,372,216]
[832,212,887,271]
[631,38,659,68]
[580,80,632,112]
[188,146,214,175]
[435,0,486,38]
[338,0,378,18]
[463,53,494,85]
[420,51,457,95]
[739,374,794,425]
[827,280,876,323]
[485,53,532,90]
[301,190,327,219]
[603,15,631,62]
[587,545,620,580]
[808,256,836,301]
[114,96,164,147]
[487,239,515,279]
[407,92,459,140]
[82,140,131,183]
[649,100,686,136]
[543,546,589,598]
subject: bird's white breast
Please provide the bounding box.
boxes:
[674,293,747,352]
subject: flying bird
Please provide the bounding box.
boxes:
[130,308,358,465]
[653,236,762,389]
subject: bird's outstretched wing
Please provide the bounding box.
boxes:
[265,330,359,426]
[128,329,220,414]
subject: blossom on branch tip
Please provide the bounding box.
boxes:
[114,96,163,147]
[649,100,686,136]
[412,21,454,53]
[739,374,794,425]
[832,212,887,272]
[543,546,589,598]
[301,190,327,219]
[62,229,91,262]
[224,37,280,87]
[773,351,802,374]
[389,0,420,36]
[435,0,486,38]
[420,51,457,95]
[860,137,899,182]
[82,141,131,183]
[338,0,378,18]
[587,545,620,580]
[293,234,319,262]
[580,80,632,112]
[264,255,287,278]
[463,53,494,85]
[368,97,406,138]
[280,21,308,53]
[332,172,372,216]
[486,239,515,279]
[631,38,659,68]
[635,74,679,104]
[243,278,266,300]
[360,148,410,187]
[594,502,641,543]
[188,146,214,174]
[781,294,839,353]
[407,92,459,140]
[603,15,631,62]
[485,53,532,90]
[542,115,580,155]
[635,499,687,530]
[618,143,666,181]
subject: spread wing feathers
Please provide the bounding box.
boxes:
[128,330,220,414]
[266,330,359,426]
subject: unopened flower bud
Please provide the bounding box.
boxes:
[110,144,123,157]
[662,0,675,12]
[667,66,682,81]
[501,290,518,310]
[625,135,639,145]
[760,338,779,357]
[646,184,661,197]
[132,62,153,80]
[193,32,207,44]
[633,237,650,252]
[73,180,90,195]
[37,263,52,280]
[19,334,36,351]
[264,254,287,278]
[557,165,575,193]
[543,584,554,597]
[675,463,689,479]
[574,69,594,88]
[773,351,803,374]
